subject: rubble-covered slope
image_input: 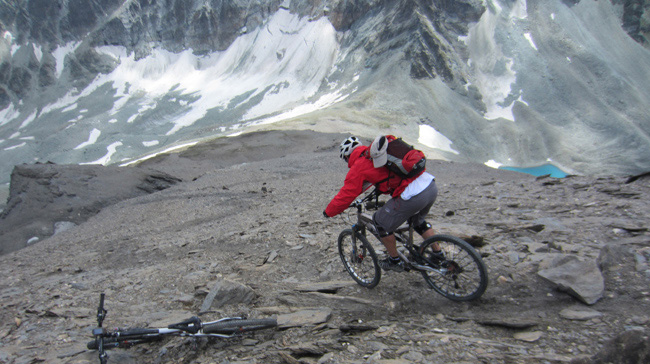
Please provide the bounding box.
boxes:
[0,130,648,363]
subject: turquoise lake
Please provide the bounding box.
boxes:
[500,164,568,178]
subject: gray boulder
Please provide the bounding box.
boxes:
[571,329,650,364]
[200,279,256,312]
[538,255,604,305]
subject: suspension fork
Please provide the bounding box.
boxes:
[351,222,364,239]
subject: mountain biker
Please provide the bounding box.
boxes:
[323,136,440,272]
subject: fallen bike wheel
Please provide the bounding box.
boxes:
[419,235,488,301]
[338,229,381,288]
[202,318,277,335]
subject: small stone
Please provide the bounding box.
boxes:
[241,338,258,346]
[176,294,194,307]
[265,250,278,263]
[507,251,520,264]
[514,331,543,342]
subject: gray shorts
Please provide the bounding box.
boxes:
[373,179,438,235]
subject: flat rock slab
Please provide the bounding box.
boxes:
[294,281,356,292]
[559,306,604,321]
[277,308,332,328]
[476,319,538,330]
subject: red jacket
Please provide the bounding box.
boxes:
[324,145,422,217]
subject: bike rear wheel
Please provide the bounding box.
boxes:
[419,234,488,301]
[338,229,381,288]
[202,318,277,335]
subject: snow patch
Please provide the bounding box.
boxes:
[142,140,159,147]
[62,103,78,113]
[485,160,502,169]
[33,44,43,62]
[120,141,198,166]
[418,125,459,155]
[52,42,81,78]
[0,104,19,126]
[74,128,101,150]
[250,88,351,127]
[40,93,83,116]
[19,111,38,129]
[81,141,123,165]
[524,33,538,51]
[4,142,27,151]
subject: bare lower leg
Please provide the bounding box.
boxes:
[420,228,441,251]
[421,228,435,239]
[380,234,399,258]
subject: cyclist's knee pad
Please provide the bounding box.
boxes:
[414,221,432,235]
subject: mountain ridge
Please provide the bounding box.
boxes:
[1,0,650,188]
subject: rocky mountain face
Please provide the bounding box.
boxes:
[0,162,181,254]
[0,130,649,363]
[0,0,650,189]
[0,0,487,110]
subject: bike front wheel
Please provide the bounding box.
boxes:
[87,335,162,350]
[202,318,277,335]
[419,235,488,301]
[338,229,381,288]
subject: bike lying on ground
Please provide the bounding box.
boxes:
[88,293,277,364]
[337,188,488,301]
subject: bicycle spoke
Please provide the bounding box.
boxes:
[338,229,381,288]
[419,235,488,301]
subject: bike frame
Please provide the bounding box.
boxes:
[90,293,272,364]
[340,188,489,301]
[350,190,448,275]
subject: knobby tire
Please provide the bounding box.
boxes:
[87,335,162,350]
[338,229,381,288]
[202,318,277,335]
[419,234,488,301]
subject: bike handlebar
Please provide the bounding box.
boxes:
[97,293,107,328]
[91,293,203,363]
[349,188,383,211]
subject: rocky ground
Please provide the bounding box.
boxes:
[0,130,649,364]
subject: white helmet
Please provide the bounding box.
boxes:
[339,136,361,160]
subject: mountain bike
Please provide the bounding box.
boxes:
[337,188,488,301]
[88,293,277,364]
